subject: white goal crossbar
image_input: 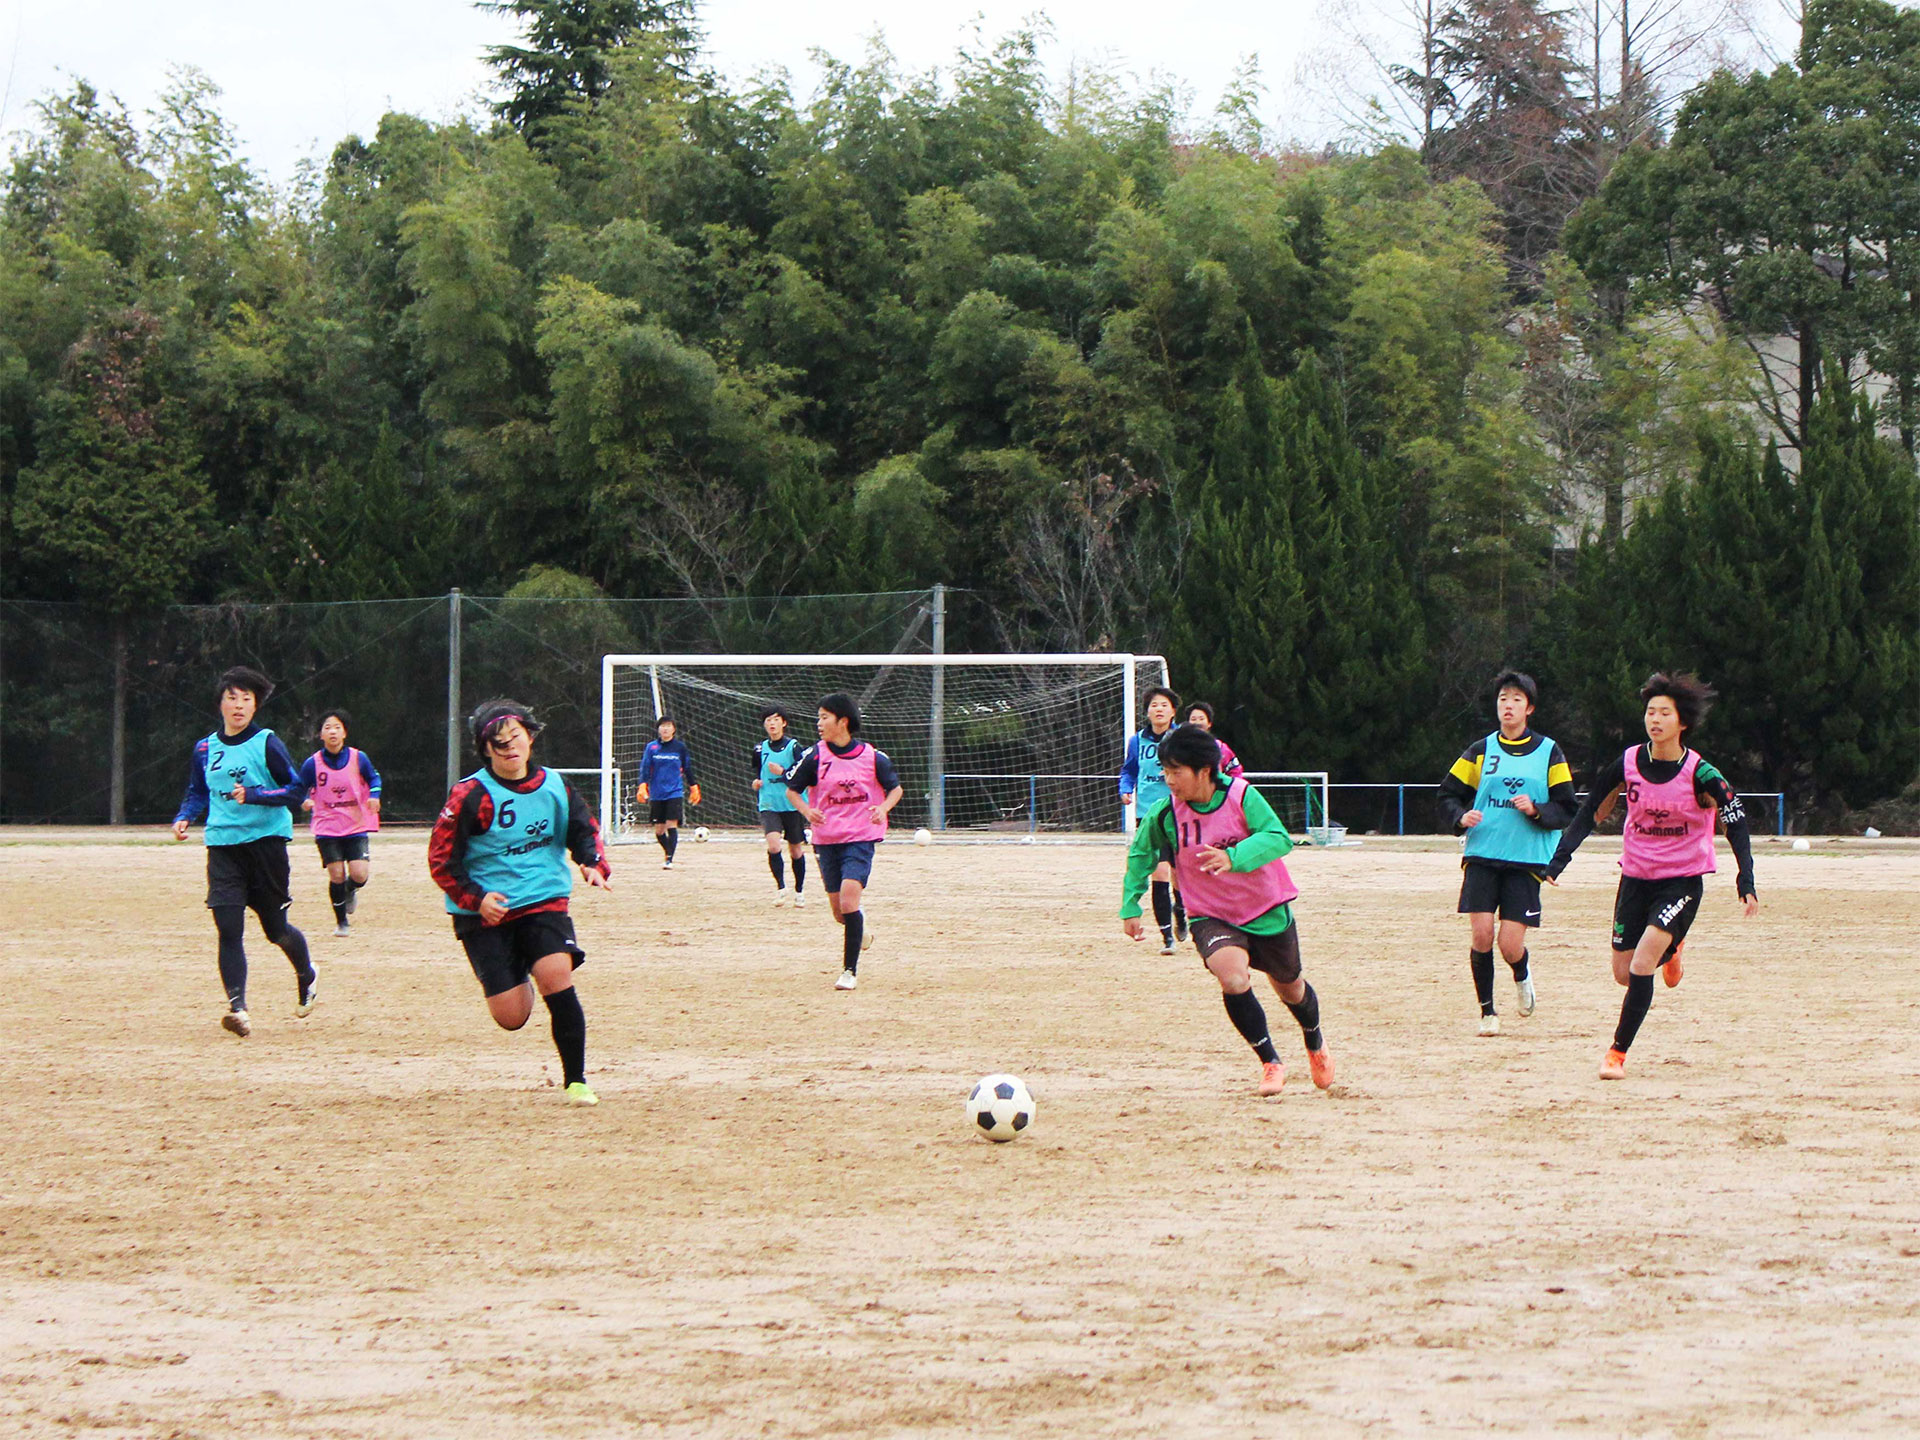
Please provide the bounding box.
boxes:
[599,652,1169,840]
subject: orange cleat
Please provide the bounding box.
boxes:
[1258,1060,1287,1096]
[1599,1047,1627,1080]
[1662,941,1686,988]
[1307,1047,1335,1090]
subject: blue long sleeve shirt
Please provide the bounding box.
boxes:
[293,747,382,804]
[638,737,695,799]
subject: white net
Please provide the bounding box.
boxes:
[603,655,1170,838]
[1243,772,1333,840]
[549,768,629,840]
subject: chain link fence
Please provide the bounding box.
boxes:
[0,591,943,824]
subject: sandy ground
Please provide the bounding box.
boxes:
[0,826,1916,1439]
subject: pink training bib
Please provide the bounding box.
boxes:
[309,748,381,837]
[1170,777,1299,926]
[810,743,888,845]
[1620,746,1716,880]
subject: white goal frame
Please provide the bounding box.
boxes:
[599,652,1170,840]
[1241,771,1334,839]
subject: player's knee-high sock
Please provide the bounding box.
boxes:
[1151,882,1174,943]
[271,920,315,987]
[544,987,587,1086]
[329,879,349,924]
[1222,989,1280,1063]
[1471,948,1496,1016]
[841,909,863,974]
[1507,948,1530,981]
[1172,889,1187,932]
[768,852,786,889]
[792,854,807,894]
[656,830,671,857]
[1613,972,1655,1053]
[1283,983,1324,1051]
[664,828,679,860]
[213,905,248,1010]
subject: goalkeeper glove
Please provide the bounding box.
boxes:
[689,783,702,806]
[635,782,649,803]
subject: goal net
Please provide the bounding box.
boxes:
[1243,771,1334,841]
[601,654,1170,840]
[550,768,630,840]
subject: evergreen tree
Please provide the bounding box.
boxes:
[483,0,698,140]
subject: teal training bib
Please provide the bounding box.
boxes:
[445,768,573,914]
[1463,732,1559,867]
[757,739,802,813]
[203,729,294,847]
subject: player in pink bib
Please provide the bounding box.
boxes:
[296,709,383,937]
[1547,673,1758,1079]
[1183,702,1245,779]
[1120,725,1335,1097]
[787,693,904,991]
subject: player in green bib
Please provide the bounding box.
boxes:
[1437,671,1577,1037]
[754,708,810,904]
[171,667,317,1037]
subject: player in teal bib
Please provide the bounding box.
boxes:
[753,708,809,904]
[1118,686,1186,951]
[429,699,611,1106]
[1437,671,1577,1036]
[171,667,316,1037]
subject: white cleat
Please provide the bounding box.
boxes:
[222,1009,252,1038]
[1515,974,1536,1017]
[771,889,788,906]
[295,975,318,1019]
[835,969,858,991]
[1159,936,1177,956]
[1477,1013,1500,1038]
[333,921,351,938]
[792,890,807,906]
[661,859,674,870]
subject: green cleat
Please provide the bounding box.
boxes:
[564,1082,599,1107]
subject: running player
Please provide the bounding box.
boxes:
[785,694,903,991]
[1544,673,1758,1080]
[296,709,382,937]
[1436,671,1577,1036]
[1120,725,1334,1096]
[429,699,611,1105]
[1119,686,1185,953]
[170,666,317,1037]
[754,707,809,905]
[1183,702,1245,777]
[636,716,698,869]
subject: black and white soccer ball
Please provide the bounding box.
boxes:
[967,1073,1034,1143]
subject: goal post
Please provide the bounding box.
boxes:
[1242,771,1334,841]
[599,653,1171,841]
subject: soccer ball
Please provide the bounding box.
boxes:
[694,826,710,842]
[1019,834,1035,845]
[913,827,931,846]
[967,1073,1035,1143]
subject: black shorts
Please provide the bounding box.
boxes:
[453,910,586,998]
[1189,917,1304,984]
[760,810,808,844]
[1457,861,1544,926]
[206,837,292,914]
[1612,875,1704,952]
[314,833,371,865]
[650,798,684,825]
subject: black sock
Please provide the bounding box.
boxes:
[793,854,806,893]
[665,828,679,859]
[1613,971,1655,1053]
[544,986,587,1086]
[1173,891,1188,931]
[769,852,786,889]
[329,879,349,924]
[348,876,366,893]
[273,922,315,988]
[1151,882,1174,942]
[1284,982,1324,1052]
[213,905,248,1010]
[841,909,863,973]
[1222,988,1280,1063]
[657,830,671,856]
[1508,948,1530,981]
[1471,948,1496,1015]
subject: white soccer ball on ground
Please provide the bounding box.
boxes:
[967,1073,1035,1143]
[694,826,710,842]
[1791,837,1811,851]
[913,827,932,846]
[1020,834,1035,845]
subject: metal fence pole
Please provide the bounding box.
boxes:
[1397,784,1405,836]
[929,584,946,829]
[444,588,463,795]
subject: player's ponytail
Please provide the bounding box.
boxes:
[469,698,545,754]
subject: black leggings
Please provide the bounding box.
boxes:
[213,904,310,1009]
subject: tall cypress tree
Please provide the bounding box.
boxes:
[483,0,698,138]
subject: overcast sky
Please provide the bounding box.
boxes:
[0,0,1367,181]
[0,0,1796,183]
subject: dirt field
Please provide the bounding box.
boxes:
[1,827,1916,1438]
